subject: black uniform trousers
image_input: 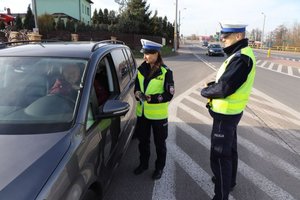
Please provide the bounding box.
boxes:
[209,109,242,200]
[135,115,168,170]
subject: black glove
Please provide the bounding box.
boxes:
[135,91,147,101]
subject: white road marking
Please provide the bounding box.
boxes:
[260,61,268,68]
[151,49,299,200]
[191,90,299,154]
[252,88,300,122]
[175,117,297,200]
[254,58,300,78]
[237,161,296,200]
[152,151,176,200]
[168,142,236,200]
[188,92,299,154]
[152,100,177,200]
[268,62,274,70]
[193,53,217,71]
[287,66,293,75]
[277,64,283,72]
[249,104,300,127]
[178,101,300,180]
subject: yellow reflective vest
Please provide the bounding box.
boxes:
[136,67,169,119]
[211,46,256,115]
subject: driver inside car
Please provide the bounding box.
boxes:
[49,63,81,99]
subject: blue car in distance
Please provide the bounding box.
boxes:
[0,41,137,200]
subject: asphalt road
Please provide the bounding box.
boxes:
[103,41,300,200]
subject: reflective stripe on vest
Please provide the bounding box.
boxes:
[136,67,169,119]
[211,46,256,114]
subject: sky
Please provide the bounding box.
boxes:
[1,0,299,36]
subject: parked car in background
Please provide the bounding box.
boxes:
[0,40,137,200]
[207,43,224,56]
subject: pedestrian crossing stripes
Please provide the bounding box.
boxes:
[195,49,300,78]
[152,79,300,199]
[152,52,300,199]
[180,95,300,181]
[260,61,268,68]
[254,52,300,63]
[189,90,300,154]
[268,62,274,70]
[174,117,296,200]
[256,59,300,78]
[288,66,293,75]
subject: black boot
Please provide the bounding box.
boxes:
[211,176,236,191]
[152,169,163,180]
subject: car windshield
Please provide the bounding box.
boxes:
[0,57,87,134]
[211,44,221,48]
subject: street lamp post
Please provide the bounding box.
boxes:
[174,0,178,52]
[261,12,266,48]
[179,10,181,36]
[32,0,38,30]
[178,8,186,38]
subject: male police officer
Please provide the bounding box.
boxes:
[201,22,256,200]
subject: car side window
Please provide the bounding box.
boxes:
[110,49,130,91]
[124,48,137,77]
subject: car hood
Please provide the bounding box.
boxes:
[0,132,70,200]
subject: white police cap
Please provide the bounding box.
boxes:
[220,21,247,33]
[140,39,162,54]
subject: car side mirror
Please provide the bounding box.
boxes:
[97,99,130,119]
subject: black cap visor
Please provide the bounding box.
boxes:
[140,48,159,54]
[220,32,234,39]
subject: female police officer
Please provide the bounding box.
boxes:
[133,39,174,180]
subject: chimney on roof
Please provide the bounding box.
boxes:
[7,8,11,15]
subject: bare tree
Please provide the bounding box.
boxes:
[115,0,128,12]
[273,25,288,46]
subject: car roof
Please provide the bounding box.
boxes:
[0,41,128,58]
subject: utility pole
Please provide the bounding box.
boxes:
[32,0,38,31]
[178,8,186,39]
[174,0,178,52]
[261,12,266,48]
[179,10,181,36]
